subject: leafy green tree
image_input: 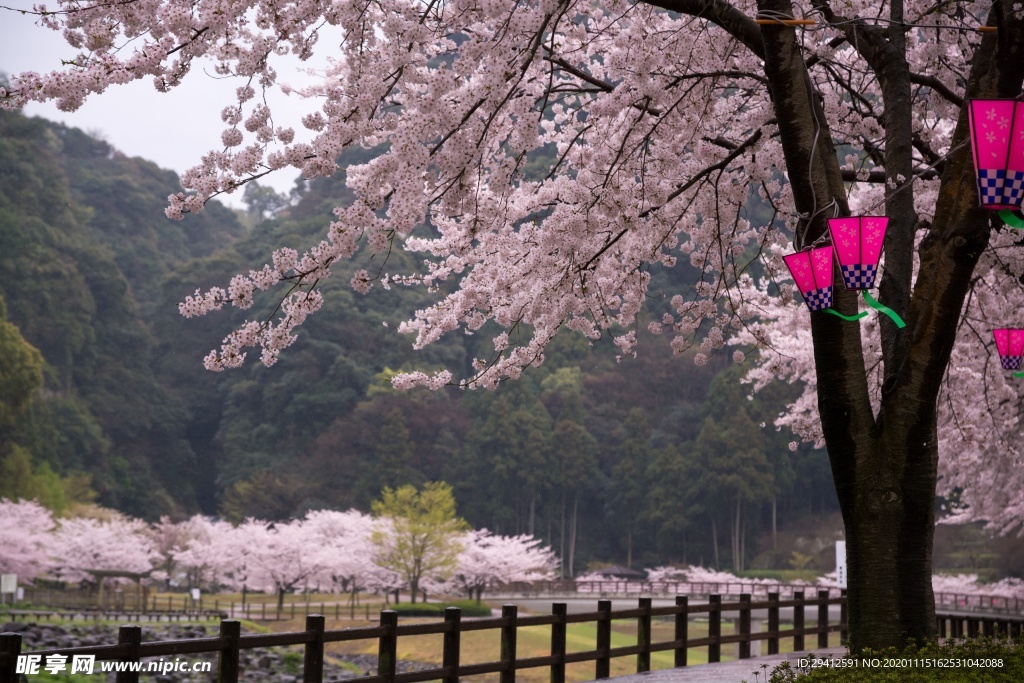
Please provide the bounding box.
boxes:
[551,420,599,578]
[0,295,43,426]
[461,381,553,535]
[358,408,422,495]
[645,443,701,564]
[608,408,652,568]
[371,482,468,603]
[690,409,773,572]
[242,181,290,222]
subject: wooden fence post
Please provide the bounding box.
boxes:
[738,594,751,659]
[551,603,567,683]
[637,597,652,673]
[790,593,806,651]
[596,600,612,679]
[378,611,398,683]
[116,625,141,683]
[218,619,241,683]
[767,592,779,655]
[303,615,324,683]
[793,591,805,652]
[708,595,721,663]
[442,607,460,683]
[840,590,848,646]
[817,590,829,648]
[0,632,22,683]
[499,605,517,683]
[674,596,688,668]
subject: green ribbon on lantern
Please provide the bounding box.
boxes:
[824,308,868,322]
[999,210,1024,230]
[862,291,907,328]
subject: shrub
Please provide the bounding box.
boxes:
[389,600,492,618]
[761,638,1024,682]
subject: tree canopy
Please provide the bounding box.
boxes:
[371,482,469,603]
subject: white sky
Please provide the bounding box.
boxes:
[0,3,334,208]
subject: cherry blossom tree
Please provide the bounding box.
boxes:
[146,515,209,589]
[50,514,159,607]
[224,518,332,611]
[3,0,1024,651]
[0,498,56,582]
[51,515,158,581]
[172,516,237,591]
[427,529,559,603]
[303,508,377,601]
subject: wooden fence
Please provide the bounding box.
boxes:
[496,581,1024,614]
[5,593,1024,683]
[5,591,842,683]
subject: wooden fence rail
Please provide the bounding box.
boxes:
[3,593,1023,683]
[495,581,1024,614]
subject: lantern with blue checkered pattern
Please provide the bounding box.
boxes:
[828,216,888,290]
[993,328,1024,371]
[968,99,1024,211]
[783,246,835,313]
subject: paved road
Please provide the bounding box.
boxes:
[605,648,848,683]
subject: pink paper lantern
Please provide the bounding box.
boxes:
[968,99,1024,210]
[783,246,835,312]
[993,328,1024,370]
[827,216,889,290]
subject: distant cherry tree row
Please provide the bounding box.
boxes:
[0,493,558,606]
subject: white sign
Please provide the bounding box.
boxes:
[0,574,16,594]
[190,588,201,601]
[836,541,847,589]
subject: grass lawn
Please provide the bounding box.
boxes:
[314,617,749,682]
[270,612,845,683]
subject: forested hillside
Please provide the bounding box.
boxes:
[0,110,837,573]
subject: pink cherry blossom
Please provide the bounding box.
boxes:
[0,499,57,581]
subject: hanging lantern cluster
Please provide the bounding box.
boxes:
[782,98,1024,376]
[783,217,904,327]
[993,328,1024,378]
[968,98,1024,228]
[968,98,1024,376]
[783,246,835,312]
